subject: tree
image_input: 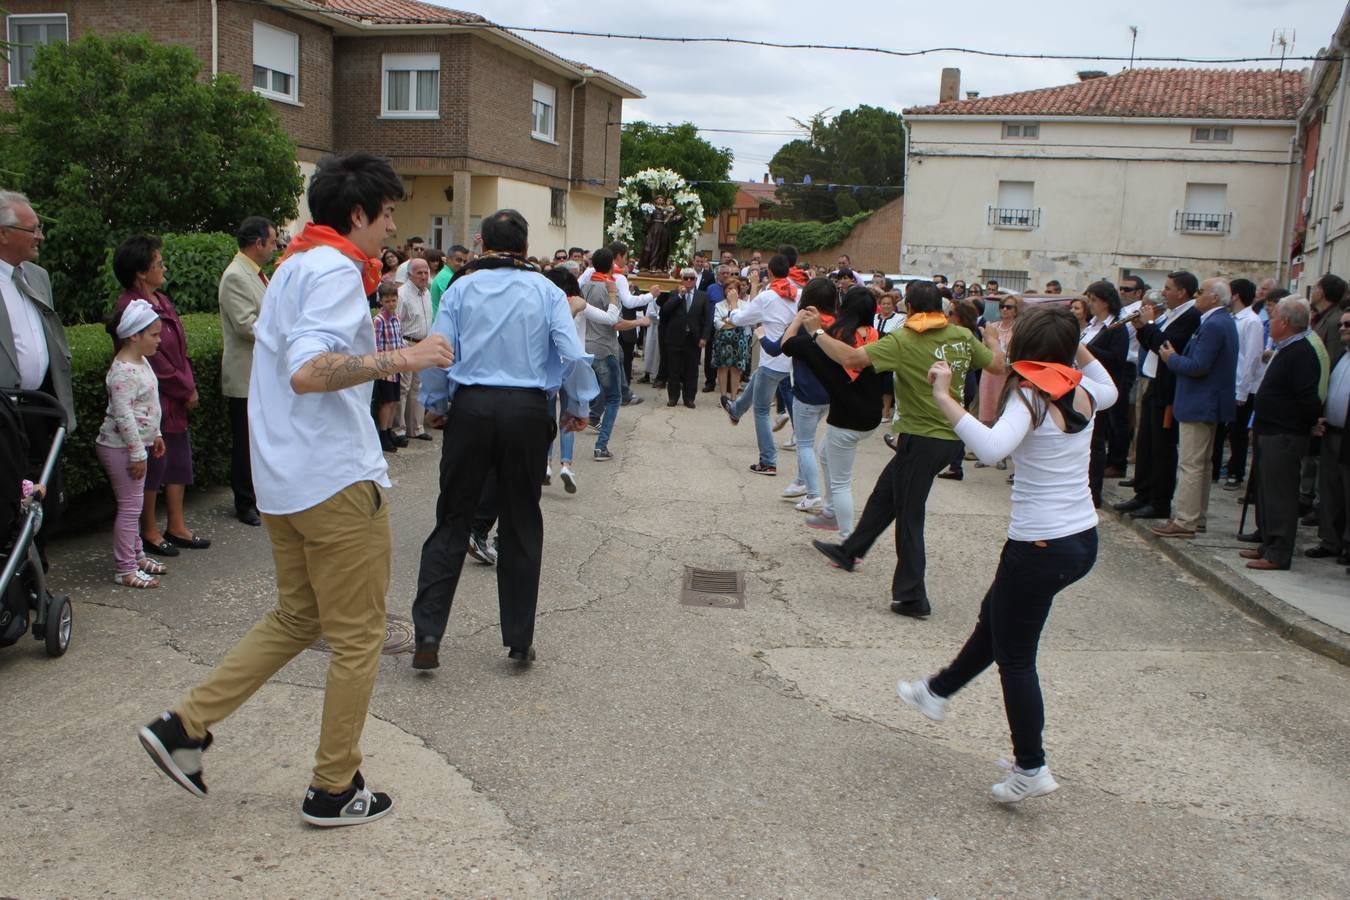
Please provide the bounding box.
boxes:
[1,33,303,323]
[768,105,907,222]
[619,122,737,217]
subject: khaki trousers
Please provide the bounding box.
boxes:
[176,480,391,792]
[396,339,423,437]
[1175,421,1217,531]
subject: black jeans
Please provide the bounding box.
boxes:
[1106,366,1135,470]
[929,528,1098,770]
[411,387,551,650]
[1222,398,1253,480]
[1133,381,1179,513]
[841,433,962,608]
[227,397,256,514]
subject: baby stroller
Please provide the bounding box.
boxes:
[1,389,72,657]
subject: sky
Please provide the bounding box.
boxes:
[435,0,1341,181]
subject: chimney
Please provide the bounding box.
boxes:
[1077,70,1108,81]
[966,91,980,99]
[939,68,960,103]
[763,173,769,184]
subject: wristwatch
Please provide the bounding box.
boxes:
[812,329,825,338]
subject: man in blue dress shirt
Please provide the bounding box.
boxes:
[412,209,598,669]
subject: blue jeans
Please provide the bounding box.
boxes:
[820,424,875,540]
[547,389,574,464]
[730,367,790,467]
[592,354,622,451]
[928,528,1098,770]
[792,400,828,497]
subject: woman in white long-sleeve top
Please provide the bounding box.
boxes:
[895,306,1118,805]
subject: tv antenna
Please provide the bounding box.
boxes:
[1128,26,1138,69]
[1271,29,1295,71]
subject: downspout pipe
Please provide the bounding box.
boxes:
[210,0,219,76]
[568,76,589,188]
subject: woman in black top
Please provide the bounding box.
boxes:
[1081,281,1128,507]
[782,284,884,539]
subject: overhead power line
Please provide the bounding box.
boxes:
[480,24,1332,64]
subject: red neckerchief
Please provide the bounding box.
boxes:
[843,325,879,381]
[589,271,615,283]
[788,266,808,286]
[1011,361,1082,400]
[278,224,382,295]
[769,278,798,302]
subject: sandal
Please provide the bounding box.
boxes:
[137,556,168,575]
[115,571,159,589]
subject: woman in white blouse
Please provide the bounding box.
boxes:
[895,306,1118,804]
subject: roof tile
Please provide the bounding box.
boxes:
[312,0,486,26]
[903,68,1306,121]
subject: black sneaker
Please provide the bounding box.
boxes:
[468,533,497,565]
[811,539,856,573]
[593,447,614,462]
[138,711,213,798]
[891,599,933,618]
[300,771,393,828]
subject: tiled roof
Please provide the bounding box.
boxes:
[739,182,782,205]
[312,0,486,25]
[904,68,1306,121]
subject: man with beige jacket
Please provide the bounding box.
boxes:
[218,217,277,527]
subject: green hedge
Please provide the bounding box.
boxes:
[95,232,254,319]
[735,211,873,254]
[64,312,228,498]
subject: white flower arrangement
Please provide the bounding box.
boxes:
[607,167,705,269]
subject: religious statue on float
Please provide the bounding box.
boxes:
[608,169,704,275]
[637,195,681,272]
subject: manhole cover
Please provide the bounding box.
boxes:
[311,617,416,655]
[680,567,745,609]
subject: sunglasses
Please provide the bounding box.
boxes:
[681,276,696,280]
[1000,304,1017,310]
[1340,321,1350,328]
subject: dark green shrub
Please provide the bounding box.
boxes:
[735,211,873,254]
[97,232,244,317]
[64,312,227,499]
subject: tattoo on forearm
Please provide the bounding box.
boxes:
[301,350,406,391]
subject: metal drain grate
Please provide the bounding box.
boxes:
[680,567,745,609]
[311,617,417,655]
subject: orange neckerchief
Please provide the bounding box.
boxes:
[278,224,382,296]
[589,271,615,283]
[788,266,808,286]
[843,325,880,381]
[769,278,798,302]
[1011,361,1082,400]
[903,312,949,333]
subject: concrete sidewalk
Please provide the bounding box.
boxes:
[1103,476,1350,665]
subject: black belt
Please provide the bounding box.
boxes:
[1327,424,1344,435]
[458,385,546,398]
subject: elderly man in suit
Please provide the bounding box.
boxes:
[656,266,713,408]
[0,191,74,562]
[1151,277,1240,538]
[218,216,277,527]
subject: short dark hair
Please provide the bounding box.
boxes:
[543,266,580,298]
[1084,280,1122,316]
[1046,279,1061,290]
[568,246,585,257]
[423,247,444,267]
[609,241,628,258]
[591,247,614,274]
[1318,272,1348,306]
[1167,270,1199,297]
[377,282,399,299]
[777,244,798,266]
[236,216,274,250]
[482,209,529,253]
[447,244,470,255]
[767,254,790,278]
[1123,274,1149,292]
[112,234,163,289]
[1229,278,1256,306]
[406,235,425,245]
[838,254,851,263]
[905,281,942,313]
[799,277,837,314]
[307,153,404,235]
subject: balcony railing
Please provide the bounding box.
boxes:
[1175,210,1232,234]
[988,207,1040,229]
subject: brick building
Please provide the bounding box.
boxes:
[2,0,642,249]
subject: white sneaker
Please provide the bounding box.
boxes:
[781,437,797,451]
[544,464,552,486]
[795,495,823,513]
[560,465,577,494]
[896,677,948,722]
[781,480,808,499]
[772,412,791,432]
[991,762,1059,803]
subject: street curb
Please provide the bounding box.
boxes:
[1102,492,1350,668]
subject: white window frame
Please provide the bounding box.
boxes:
[532,81,557,143]
[252,21,299,104]
[6,13,68,88]
[1191,126,1233,144]
[429,214,450,251]
[1001,122,1039,140]
[381,53,440,119]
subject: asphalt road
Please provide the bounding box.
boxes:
[3,392,1347,898]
